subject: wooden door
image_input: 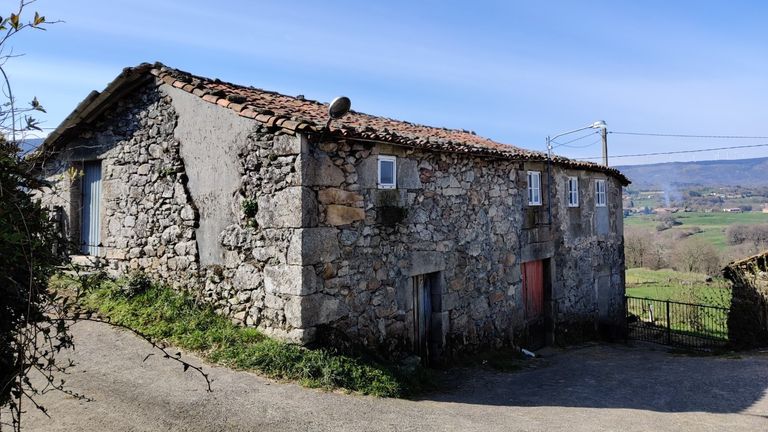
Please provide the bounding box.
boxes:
[522,260,544,320]
[81,161,102,255]
[522,260,546,349]
[413,274,432,361]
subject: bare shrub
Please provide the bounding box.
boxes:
[726,223,768,249]
[625,227,669,269]
[670,238,721,275]
[724,242,767,264]
[726,224,751,245]
[655,214,682,232]
[670,226,703,240]
[624,227,651,268]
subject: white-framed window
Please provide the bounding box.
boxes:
[527,171,541,206]
[595,179,607,207]
[567,176,579,207]
[378,155,397,189]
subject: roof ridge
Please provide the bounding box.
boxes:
[150,65,321,134]
[153,63,330,111]
[149,65,513,147]
[151,64,496,140]
[132,62,627,184]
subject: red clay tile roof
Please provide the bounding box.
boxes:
[46,62,630,184]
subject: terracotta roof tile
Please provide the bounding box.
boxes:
[282,119,301,131]
[255,113,272,123]
[143,63,628,184]
[202,94,219,104]
[161,75,175,86]
[240,109,258,119]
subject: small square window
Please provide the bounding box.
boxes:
[567,176,579,207]
[595,179,607,207]
[527,171,541,206]
[378,155,396,189]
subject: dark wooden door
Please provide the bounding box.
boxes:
[413,274,432,361]
[522,260,546,348]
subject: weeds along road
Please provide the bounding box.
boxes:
[23,320,768,432]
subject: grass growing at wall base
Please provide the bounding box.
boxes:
[52,275,426,397]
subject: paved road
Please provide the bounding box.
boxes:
[21,321,768,431]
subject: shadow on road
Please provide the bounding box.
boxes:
[418,343,768,414]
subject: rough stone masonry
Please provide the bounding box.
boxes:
[38,64,627,360]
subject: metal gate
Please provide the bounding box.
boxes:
[81,161,102,255]
[625,296,729,350]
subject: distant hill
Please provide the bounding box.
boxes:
[16,138,44,155]
[616,157,768,189]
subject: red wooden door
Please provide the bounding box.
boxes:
[522,260,544,320]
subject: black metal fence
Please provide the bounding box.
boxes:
[625,296,729,350]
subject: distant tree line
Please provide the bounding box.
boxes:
[625,221,768,277]
[625,227,721,276]
[625,184,768,213]
[725,224,768,251]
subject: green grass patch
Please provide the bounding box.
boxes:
[624,211,768,250]
[53,275,426,397]
[626,269,731,340]
[625,268,731,308]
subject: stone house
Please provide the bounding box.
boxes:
[37,63,629,360]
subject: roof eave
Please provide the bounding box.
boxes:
[34,61,631,186]
[37,63,156,156]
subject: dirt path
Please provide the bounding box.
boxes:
[21,321,768,431]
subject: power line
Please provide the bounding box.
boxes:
[575,142,768,161]
[551,130,599,148]
[558,137,602,150]
[609,131,768,139]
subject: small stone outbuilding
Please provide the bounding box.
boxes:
[37,63,629,360]
[723,252,768,348]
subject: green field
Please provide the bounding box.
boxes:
[624,211,768,249]
[625,268,731,308]
[626,268,731,340]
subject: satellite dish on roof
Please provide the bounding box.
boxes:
[328,96,351,120]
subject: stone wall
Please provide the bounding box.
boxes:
[40,79,626,358]
[551,170,626,342]
[40,82,316,343]
[200,129,313,342]
[303,141,525,356]
[295,140,626,357]
[40,82,199,286]
[166,85,250,267]
[723,253,768,348]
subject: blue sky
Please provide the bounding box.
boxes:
[7,0,768,165]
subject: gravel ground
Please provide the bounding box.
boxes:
[20,321,768,431]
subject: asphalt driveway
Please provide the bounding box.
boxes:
[20,321,768,431]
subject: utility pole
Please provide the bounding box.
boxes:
[546,135,552,225]
[545,121,607,223]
